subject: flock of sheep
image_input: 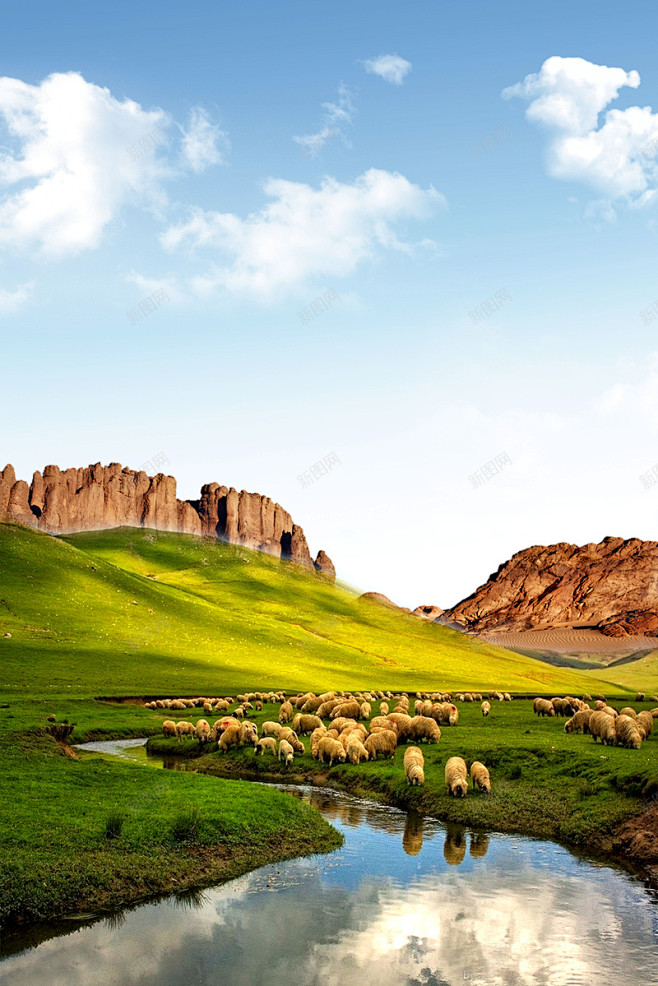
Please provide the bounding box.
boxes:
[151,686,657,801]
[535,692,658,749]
[154,688,502,796]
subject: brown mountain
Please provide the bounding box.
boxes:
[440,536,658,638]
[0,462,334,577]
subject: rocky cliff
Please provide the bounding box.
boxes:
[0,462,334,576]
[440,536,658,637]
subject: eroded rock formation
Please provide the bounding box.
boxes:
[440,536,658,637]
[0,462,334,576]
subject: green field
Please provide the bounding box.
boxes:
[0,521,645,696]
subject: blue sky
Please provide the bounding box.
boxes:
[2,0,658,607]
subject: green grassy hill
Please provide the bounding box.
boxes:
[0,522,639,697]
[585,651,658,695]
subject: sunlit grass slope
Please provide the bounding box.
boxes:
[0,522,633,697]
[587,652,658,695]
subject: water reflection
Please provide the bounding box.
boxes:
[403,812,424,857]
[443,825,466,866]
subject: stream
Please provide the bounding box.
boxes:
[2,738,657,985]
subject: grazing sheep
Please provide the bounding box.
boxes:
[386,713,413,741]
[317,736,347,766]
[255,737,277,756]
[594,700,607,710]
[636,692,646,702]
[602,706,618,718]
[404,746,425,785]
[162,719,178,739]
[620,707,637,719]
[278,739,295,766]
[261,721,282,738]
[195,719,212,744]
[470,761,491,794]
[301,695,324,714]
[364,729,397,760]
[279,701,293,723]
[330,717,358,734]
[218,723,241,752]
[615,714,643,749]
[345,735,370,764]
[214,716,239,734]
[176,721,195,739]
[379,701,389,715]
[292,713,323,736]
[359,702,371,720]
[370,715,394,732]
[589,711,616,746]
[278,728,304,754]
[564,709,592,734]
[331,700,361,720]
[636,711,653,739]
[431,702,459,726]
[316,699,342,718]
[339,723,367,749]
[408,716,441,744]
[445,756,469,797]
[310,726,327,759]
[503,693,512,702]
[481,701,491,717]
[239,721,258,747]
[214,699,230,712]
[534,698,555,717]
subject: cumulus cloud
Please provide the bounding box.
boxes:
[0,280,32,314]
[362,54,412,86]
[161,168,442,297]
[503,56,658,204]
[179,107,227,172]
[0,72,224,257]
[293,84,356,158]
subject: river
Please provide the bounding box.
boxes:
[2,739,657,985]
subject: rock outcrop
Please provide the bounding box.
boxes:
[412,605,444,621]
[314,550,336,579]
[440,536,658,637]
[358,592,411,613]
[0,462,334,577]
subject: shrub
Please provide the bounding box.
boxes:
[172,808,202,843]
[104,813,124,839]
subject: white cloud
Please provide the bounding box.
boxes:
[161,168,442,297]
[0,72,173,256]
[293,84,355,158]
[0,280,32,314]
[362,54,412,86]
[503,56,658,203]
[0,72,225,258]
[179,107,227,172]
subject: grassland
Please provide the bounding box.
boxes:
[1,521,656,928]
[0,522,638,695]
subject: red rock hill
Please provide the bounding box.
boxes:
[440,536,658,637]
[0,462,334,577]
